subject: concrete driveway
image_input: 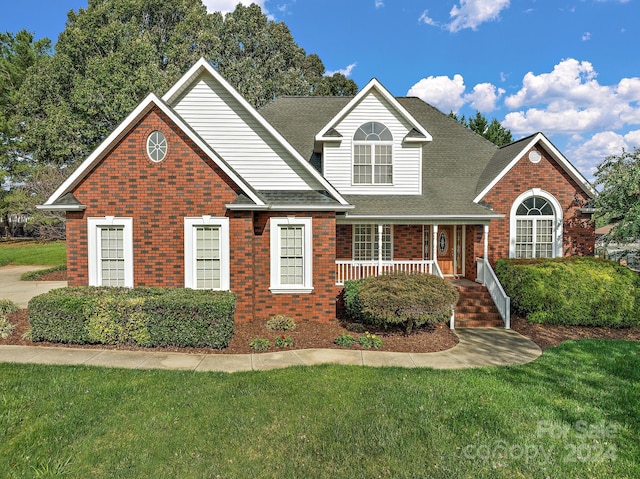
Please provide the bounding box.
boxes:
[0,265,68,308]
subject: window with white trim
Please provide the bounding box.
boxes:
[184,217,230,290]
[353,224,392,261]
[270,217,313,293]
[88,217,133,287]
[514,196,556,258]
[147,130,167,162]
[353,122,393,185]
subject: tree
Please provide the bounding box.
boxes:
[314,72,359,96]
[0,30,51,182]
[16,0,358,170]
[594,147,640,244]
[17,0,222,168]
[449,111,513,146]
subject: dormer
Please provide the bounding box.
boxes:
[315,79,431,195]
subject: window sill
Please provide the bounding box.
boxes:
[269,287,314,294]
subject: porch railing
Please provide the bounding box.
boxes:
[335,260,437,285]
[476,258,510,329]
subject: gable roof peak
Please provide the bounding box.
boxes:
[315,77,432,142]
[474,131,596,202]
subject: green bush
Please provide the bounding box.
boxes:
[28,287,236,348]
[357,332,384,349]
[249,338,270,351]
[265,314,297,331]
[344,273,459,334]
[495,257,640,327]
[0,298,20,316]
[334,333,356,347]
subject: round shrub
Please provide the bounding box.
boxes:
[495,257,640,327]
[344,273,459,334]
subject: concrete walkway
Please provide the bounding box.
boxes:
[0,329,542,372]
[0,265,542,372]
[0,264,68,308]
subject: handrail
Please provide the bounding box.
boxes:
[476,258,510,329]
[432,260,444,279]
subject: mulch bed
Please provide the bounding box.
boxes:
[510,316,640,350]
[1,308,458,355]
[7,270,639,355]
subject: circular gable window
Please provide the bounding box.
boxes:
[147,130,167,162]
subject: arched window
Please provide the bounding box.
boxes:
[353,122,393,185]
[510,191,562,258]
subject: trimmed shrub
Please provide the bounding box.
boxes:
[28,287,236,348]
[344,273,459,334]
[265,314,297,331]
[495,257,640,327]
[0,299,20,339]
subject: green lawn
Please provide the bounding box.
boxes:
[0,241,66,267]
[1,339,638,478]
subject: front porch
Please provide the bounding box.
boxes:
[334,222,510,328]
[335,222,493,284]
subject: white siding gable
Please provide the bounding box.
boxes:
[322,91,422,195]
[171,73,322,191]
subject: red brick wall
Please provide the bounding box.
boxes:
[464,225,485,281]
[336,224,352,259]
[66,107,338,323]
[481,146,595,264]
[393,224,423,260]
[249,211,337,323]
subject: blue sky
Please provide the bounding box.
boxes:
[2,0,639,182]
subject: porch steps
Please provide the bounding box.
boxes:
[454,282,504,328]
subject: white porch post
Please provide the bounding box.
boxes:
[483,224,489,284]
[377,223,383,275]
[432,225,438,271]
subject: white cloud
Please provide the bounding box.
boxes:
[582,32,591,41]
[464,83,505,112]
[566,130,640,179]
[202,0,267,15]
[419,10,438,26]
[325,63,357,77]
[502,58,640,135]
[407,74,466,113]
[447,0,510,32]
[375,0,384,8]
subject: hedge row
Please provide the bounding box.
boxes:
[344,273,459,334]
[28,287,236,348]
[495,257,640,327]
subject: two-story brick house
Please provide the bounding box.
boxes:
[41,58,595,325]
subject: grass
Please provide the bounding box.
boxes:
[0,240,66,267]
[1,339,638,478]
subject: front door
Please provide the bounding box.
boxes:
[437,225,454,275]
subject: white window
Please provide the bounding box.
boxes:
[88,217,133,287]
[353,224,392,261]
[270,217,313,293]
[510,190,562,259]
[353,122,393,185]
[184,217,230,290]
[147,130,167,162]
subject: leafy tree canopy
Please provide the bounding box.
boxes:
[594,147,640,244]
[3,0,357,238]
[0,30,51,181]
[15,0,357,169]
[449,111,513,147]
